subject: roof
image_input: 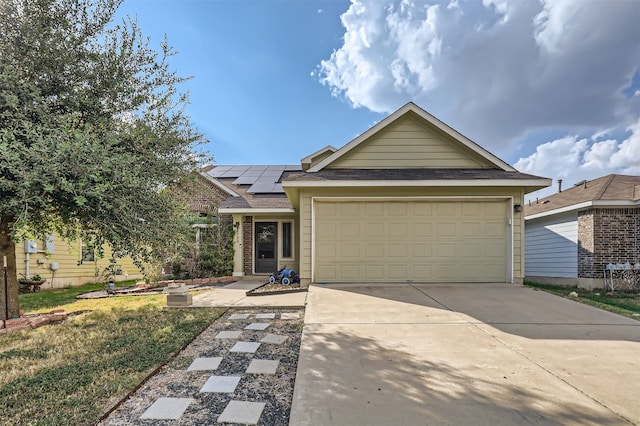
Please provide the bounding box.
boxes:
[525,174,640,218]
[284,168,544,182]
[308,102,517,173]
[203,165,301,212]
[206,165,301,194]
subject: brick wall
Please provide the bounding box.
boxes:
[578,208,639,278]
[243,216,253,274]
[578,210,595,278]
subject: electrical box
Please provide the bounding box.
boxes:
[50,262,59,271]
[25,240,38,254]
[45,235,55,254]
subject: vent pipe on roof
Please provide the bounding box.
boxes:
[558,179,563,193]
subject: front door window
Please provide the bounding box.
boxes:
[255,222,277,273]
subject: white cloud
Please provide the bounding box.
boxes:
[317,0,640,156]
[514,117,640,198]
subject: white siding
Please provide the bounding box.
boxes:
[525,213,578,278]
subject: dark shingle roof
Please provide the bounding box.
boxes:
[524,174,640,216]
[283,168,545,181]
[217,178,294,210]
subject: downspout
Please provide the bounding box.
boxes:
[25,252,30,279]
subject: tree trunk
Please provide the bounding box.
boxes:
[0,215,19,321]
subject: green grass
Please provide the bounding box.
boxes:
[3,285,226,425]
[525,282,640,320]
[18,280,137,313]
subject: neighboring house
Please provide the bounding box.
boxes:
[14,236,143,288]
[206,102,549,285]
[524,174,640,289]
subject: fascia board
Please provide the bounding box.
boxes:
[200,172,240,197]
[524,199,640,220]
[219,208,295,214]
[308,102,516,173]
[300,145,337,164]
[282,178,551,188]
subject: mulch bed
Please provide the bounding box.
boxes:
[246,283,308,297]
[99,308,304,426]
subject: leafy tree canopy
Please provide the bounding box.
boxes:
[0,0,207,317]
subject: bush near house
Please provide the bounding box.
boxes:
[525,282,640,320]
[165,216,234,279]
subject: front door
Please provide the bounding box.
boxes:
[255,222,277,273]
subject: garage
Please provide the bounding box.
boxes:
[313,199,509,283]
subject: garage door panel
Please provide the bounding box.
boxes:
[413,222,433,237]
[389,265,408,280]
[314,200,507,283]
[437,223,457,237]
[365,264,384,279]
[389,222,407,237]
[365,222,384,237]
[341,244,360,258]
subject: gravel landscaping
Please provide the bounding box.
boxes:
[99,308,303,425]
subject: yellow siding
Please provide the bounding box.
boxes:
[328,115,494,169]
[298,186,524,283]
[15,236,144,288]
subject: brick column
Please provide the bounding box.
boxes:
[578,210,594,278]
[243,216,253,274]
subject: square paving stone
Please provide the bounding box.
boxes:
[255,313,276,319]
[187,357,223,371]
[140,397,194,420]
[230,341,261,353]
[217,400,266,424]
[280,312,300,320]
[215,330,242,339]
[244,322,271,331]
[246,359,279,374]
[200,376,242,393]
[260,333,288,344]
[228,314,250,320]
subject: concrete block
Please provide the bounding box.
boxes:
[260,334,288,345]
[230,341,260,353]
[215,330,242,339]
[246,359,279,374]
[245,322,271,331]
[199,375,241,393]
[187,357,223,371]
[167,293,192,307]
[217,401,266,425]
[140,397,193,420]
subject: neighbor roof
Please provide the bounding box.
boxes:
[525,174,640,217]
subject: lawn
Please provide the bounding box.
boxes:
[525,282,640,320]
[1,283,225,426]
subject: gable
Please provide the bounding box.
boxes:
[326,113,496,169]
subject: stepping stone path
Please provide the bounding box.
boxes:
[104,310,302,425]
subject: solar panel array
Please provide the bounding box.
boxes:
[207,165,301,194]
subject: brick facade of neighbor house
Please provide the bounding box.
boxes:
[186,176,232,216]
[577,210,595,278]
[243,216,253,274]
[578,208,640,279]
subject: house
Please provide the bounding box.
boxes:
[208,102,550,285]
[14,237,144,288]
[524,174,640,289]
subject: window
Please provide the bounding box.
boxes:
[81,244,95,262]
[282,222,292,258]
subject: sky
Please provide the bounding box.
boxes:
[115,0,640,200]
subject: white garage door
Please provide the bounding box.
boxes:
[314,200,508,283]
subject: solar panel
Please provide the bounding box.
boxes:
[233,175,260,185]
[248,183,276,193]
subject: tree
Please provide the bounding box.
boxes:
[0,0,206,319]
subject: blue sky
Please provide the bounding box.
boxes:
[116,0,640,199]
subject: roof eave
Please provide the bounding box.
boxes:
[282,178,551,188]
[219,208,296,214]
[200,172,240,197]
[525,199,640,220]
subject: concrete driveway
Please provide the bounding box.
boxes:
[290,284,640,426]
